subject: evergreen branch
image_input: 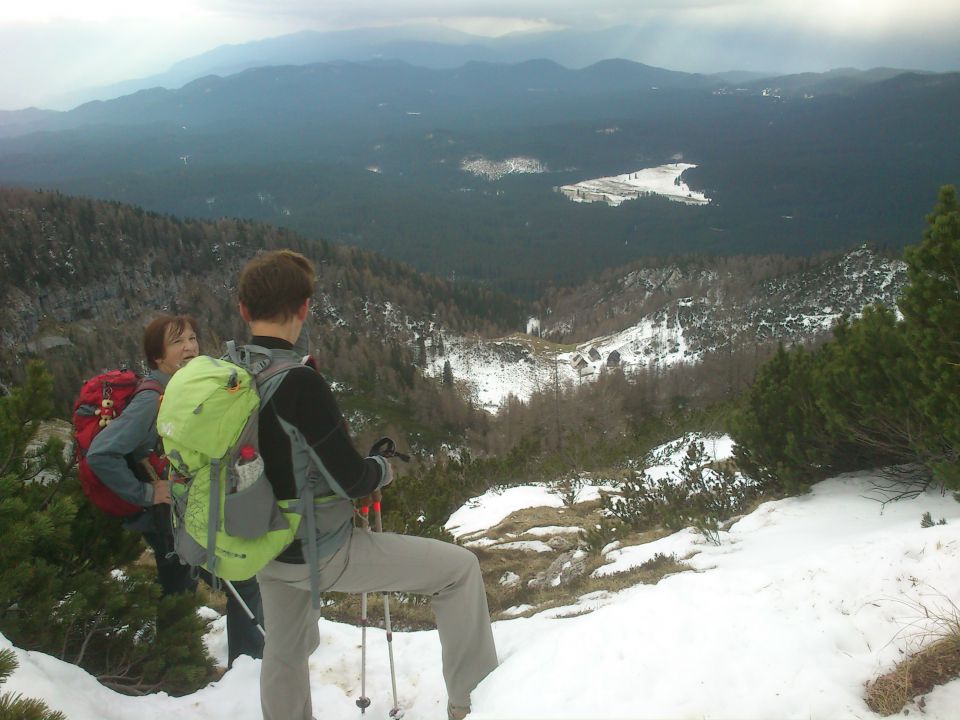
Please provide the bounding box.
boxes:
[73,615,103,667]
[96,669,162,697]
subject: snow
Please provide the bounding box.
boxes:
[5,461,960,719]
[461,156,546,181]
[523,525,584,536]
[425,311,696,411]
[445,483,607,540]
[559,163,711,207]
[642,432,736,482]
[594,527,702,576]
[501,604,535,617]
[445,485,564,539]
[490,540,554,553]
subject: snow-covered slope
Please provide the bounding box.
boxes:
[424,247,907,410]
[4,459,960,719]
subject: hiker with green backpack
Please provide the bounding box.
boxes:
[157,250,498,720]
[85,314,265,669]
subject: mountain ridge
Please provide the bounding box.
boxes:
[428,246,908,410]
[4,58,943,138]
[37,25,767,110]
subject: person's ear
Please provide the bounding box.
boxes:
[297,299,309,321]
[239,302,252,323]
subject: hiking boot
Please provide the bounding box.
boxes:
[447,703,470,720]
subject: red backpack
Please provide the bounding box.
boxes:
[73,370,165,516]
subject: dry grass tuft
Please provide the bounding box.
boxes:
[197,583,228,615]
[865,588,960,715]
[865,637,960,715]
[490,500,603,538]
[320,591,437,631]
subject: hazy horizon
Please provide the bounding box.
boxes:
[1,1,959,111]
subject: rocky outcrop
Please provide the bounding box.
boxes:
[528,549,589,589]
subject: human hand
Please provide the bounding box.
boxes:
[151,479,172,505]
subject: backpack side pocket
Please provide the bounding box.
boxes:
[224,474,290,539]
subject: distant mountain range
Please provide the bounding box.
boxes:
[36,25,779,111]
[0,55,956,295]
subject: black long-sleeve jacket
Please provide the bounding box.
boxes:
[252,336,389,563]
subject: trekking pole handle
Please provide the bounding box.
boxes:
[369,437,411,463]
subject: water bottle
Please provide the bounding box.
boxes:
[235,445,264,492]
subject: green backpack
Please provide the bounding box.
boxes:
[157,343,337,584]
[156,345,300,582]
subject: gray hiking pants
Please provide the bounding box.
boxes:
[258,528,499,720]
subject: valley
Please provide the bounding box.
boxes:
[0,61,955,295]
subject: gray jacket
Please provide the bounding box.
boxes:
[86,369,171,509]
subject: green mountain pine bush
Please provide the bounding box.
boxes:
[602,441,757,536]
[898,186,960,490]
[732,186,960,493]
[0,362,213,696]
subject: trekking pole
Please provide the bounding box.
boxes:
[223,579,267,638]
[355,438,409,718]
[356,502,372,715]
[373,495,403,720]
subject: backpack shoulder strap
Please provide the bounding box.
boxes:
[225,340,273,374]
[135,377,163,396]
[223,340,313,406]
[255,355,312,407]
[133,377,166,462]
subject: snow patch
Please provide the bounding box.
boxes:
[559,163,711,206]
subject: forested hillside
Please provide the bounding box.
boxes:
[0,187,521,449]
[533,247,906,343]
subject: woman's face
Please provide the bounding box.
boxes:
[155,323,199,375]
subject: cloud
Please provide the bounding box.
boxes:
[189,0,960,36]
[0,14,285,109]
[0,0,957,109]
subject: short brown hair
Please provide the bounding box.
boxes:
[238,250,315,321]
[143,314,199,369]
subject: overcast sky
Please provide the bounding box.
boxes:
[2,0,959,111]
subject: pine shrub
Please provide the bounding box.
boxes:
[579,517,624,555]
[0,362,213,696]
[733,187,960,493]
[899,186,960,490]
[604,441,756,535]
